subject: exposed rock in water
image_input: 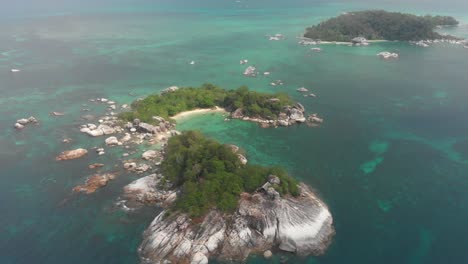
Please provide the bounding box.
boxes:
[307,114,324,127]
[14,116,38,129]
[142,150,158,160]
[243,66,258,77]
[139,183,334,263]
[51,111,65,116]
[263,250,273,259]
[89,163,104,169]
[377,51,399,59]
[105,136,120,146]
[56,148,88,161]
[72,173,116,194]
[80,124,116,137]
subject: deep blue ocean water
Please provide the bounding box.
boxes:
[1,1,468,263]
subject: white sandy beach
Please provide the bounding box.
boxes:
[170,106,227,121]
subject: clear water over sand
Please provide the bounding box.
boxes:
[1,1,468,263]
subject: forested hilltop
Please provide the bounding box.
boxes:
[161,131,299,217]
[304,10,459,41]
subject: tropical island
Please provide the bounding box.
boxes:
[60,83,332,263]
[119,83,319,128]
[123,131,334,264]
[304,10,460,42]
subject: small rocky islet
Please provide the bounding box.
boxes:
[35,84,334,263]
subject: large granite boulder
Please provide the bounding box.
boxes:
[138,123,159,134]
[139,183,334,263]
[123,174,177,207]
[73,173,116,194]
[56,148,88,161]
[142,150,158,160]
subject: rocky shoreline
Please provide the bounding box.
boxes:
[230,102,324,128]
[16,89,333,263]
[136,180,334,264]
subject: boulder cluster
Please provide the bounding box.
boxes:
[14,116,38,129]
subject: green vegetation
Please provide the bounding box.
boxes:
[161,131,299,217]
[119,83,294,123]
[304,10,459,42]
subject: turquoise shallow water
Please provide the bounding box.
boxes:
[1,1,468,263]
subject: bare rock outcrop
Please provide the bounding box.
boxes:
[14,116,38,129]
[139,183,334,263]
[72,173,116,194]
[56,148,88,161]
[123,174,177,208]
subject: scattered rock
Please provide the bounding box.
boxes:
[352,37,368,45]
[14,116,38,129]
[307,114,324,126]
[377,51,399,59]
[124,162,137,170]
[243,66,258,77]
[142,150,158,160]
[72,173,115,194]
[136,164,151,173]
[80,123,116,137]
[121,133,132,143]
[268,33,285,41]
[138,122,159,134]
[263,250,273,259]
[56,148,88,161]
[297,87,309,92]
[14,123,24,129]
[105,136,120,146]
[89,163,104,169]
[161,86,179,94]
[51,112,65,116]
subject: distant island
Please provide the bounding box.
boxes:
[304,10,459,42]
[124,131,334,263]
[119,83,321,128]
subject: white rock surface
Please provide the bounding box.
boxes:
[139,183,334,263]
[142,150,158,160]
[105,136,119,146]
[123,174,177,206]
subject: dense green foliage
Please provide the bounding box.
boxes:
[161,131,300,217]
[304,10,459,41]
[119,83,294,123]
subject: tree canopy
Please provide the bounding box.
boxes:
[161,131,300,217]
[304,10,459,41]
[119,83,294,123]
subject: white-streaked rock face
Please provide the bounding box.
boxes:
[123,174,176,207]
[139,183,334,263]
